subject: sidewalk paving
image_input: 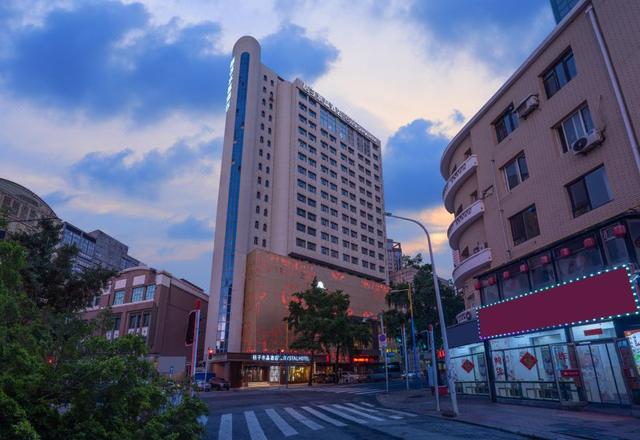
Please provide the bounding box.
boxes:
[377,390,640,440]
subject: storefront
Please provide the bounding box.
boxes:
[208,352,324,388]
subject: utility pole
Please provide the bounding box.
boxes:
[429,324,440,411]
[402,322,409,390]
[407,283,420,388]
[379,313,389,394]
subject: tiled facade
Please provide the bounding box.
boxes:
[83,267,208,379]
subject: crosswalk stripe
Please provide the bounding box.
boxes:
[218,414,232,440]
[358,403,419,418]
[244,411,267,440]
[317,404,369,424]
[265,408,298,437]
[343,403,403,420]
[284,407,324,431]
[354,390,380,395]
[301,406,347,427]
[332,404,386,422]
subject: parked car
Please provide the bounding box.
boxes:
[340,372,361,384]
[195,380,211,392]
[209,377,230,391]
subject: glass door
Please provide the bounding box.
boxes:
[550,343,582,403]
[575,342,630,405]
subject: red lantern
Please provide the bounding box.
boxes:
[474,280,482,290]
[613,224,627,238]
[559,247,571,258]
[487,276,497,286]
[519,263,529,273]
[583,237,596,249]
[502,271,511,280]
[540,255,551,265]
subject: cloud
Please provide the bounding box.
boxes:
[383,119,449,211]
[450,109,465,125]
[409,0,555,73]
[167,216,213,240]
[261,23,339,82]
[44,190,75,208]
[0,2,339,122]
[70,137,221,198]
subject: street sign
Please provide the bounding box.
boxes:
[378,333,387,347]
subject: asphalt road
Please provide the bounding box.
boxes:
[200,381,529,439]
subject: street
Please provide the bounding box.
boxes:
[201,381,528,440]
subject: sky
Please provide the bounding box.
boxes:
[0,0,555,292]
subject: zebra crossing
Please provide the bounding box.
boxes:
[287,385,388,396]
[213,402,418,439]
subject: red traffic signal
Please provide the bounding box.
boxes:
[208,347,214,360]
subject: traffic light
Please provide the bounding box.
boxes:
[208,347,214,360]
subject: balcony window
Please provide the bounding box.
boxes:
[509,205,540,245]
[601,224,630,265]
[528,252,556,290]
[501,263,531,299]
[553,235,604,282]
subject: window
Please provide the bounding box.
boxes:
[567,166,612,217]
[509,205,540,245]
[131,285,145,304]
[553,234,603,282]
[494,104,518,142]
[557,104,595,153]
[307,242,316,251]
[145,284,156,301]
[113,290,125,305]
[296,238,306,248]
[296,222,306,232]
[503,153,529,190]
[543,49,577,98]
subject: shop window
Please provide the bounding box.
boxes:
[628,219,640,263]
[500,262,531,299]
[527,252,556,290]
[479,275,500,305]
[553,234,604,282]
[571,321,616,342]
[601,224,630,265]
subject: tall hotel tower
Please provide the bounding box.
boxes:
[205,36,389,387]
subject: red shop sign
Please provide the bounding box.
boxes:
[561,369,581,378]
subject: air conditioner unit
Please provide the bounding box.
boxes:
[571,129,604,155]
[515,94,539,119]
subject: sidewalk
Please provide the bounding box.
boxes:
[377,390,640,440]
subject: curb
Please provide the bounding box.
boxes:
[375,395,567,440]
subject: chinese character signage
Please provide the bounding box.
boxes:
[250,353,311,363]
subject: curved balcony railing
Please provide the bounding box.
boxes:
[447,200,485,250]
[452,247,492,288]
[443,155,478,213]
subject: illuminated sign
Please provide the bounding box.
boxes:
[225,56,235,112]
[477,266,639,339]
[352,356,374,363]
[250,353,310,363]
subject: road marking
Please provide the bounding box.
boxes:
[343,403,403,420]
[317,405,369,424]
[359,403,419,417]
[301,406,347,427]
[332,404,386,421]
[265,408,298,437]
[218,414,232,440]
[353,390,380,395]
[284,407,323,431]
[244,411,267,440]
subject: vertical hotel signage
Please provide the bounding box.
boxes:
[225,57,235,112]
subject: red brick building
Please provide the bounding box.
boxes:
[83,266,208,379]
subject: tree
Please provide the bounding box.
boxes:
[0,219,207,439]
[383,260,464,350]
[285,279,372,385]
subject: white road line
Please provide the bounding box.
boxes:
[317,405,369,424]
[218,414,232,440]
[331,404,387,421]
[284,407,324,431]
[244,410,267,440]
[301,406,347,427]
[358,403,419,418]
[343,403,403,420]
[354,390,380,395]
[265,409,298,437]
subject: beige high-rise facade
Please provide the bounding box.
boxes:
[205,37,388,386]
[442,0,640,408]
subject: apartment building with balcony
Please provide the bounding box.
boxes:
[83,267,208,379]
[441,0,640,409]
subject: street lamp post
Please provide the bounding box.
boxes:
[385,212,459,416]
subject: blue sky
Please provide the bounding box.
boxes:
[0,0,555,291]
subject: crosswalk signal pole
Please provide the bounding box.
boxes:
[429,324,440,412]
[379,313,389,394]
